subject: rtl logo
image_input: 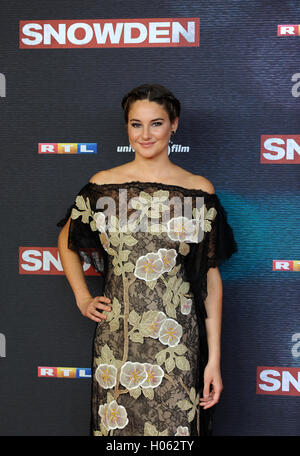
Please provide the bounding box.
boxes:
[39,143,97,154]
[38,366,91,378]
[278,25,300,36]
[272,260,300,271]
[261,135,300,164]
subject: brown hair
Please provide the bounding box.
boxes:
[121,83,181,124]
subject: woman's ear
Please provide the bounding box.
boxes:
[172,116,179,133]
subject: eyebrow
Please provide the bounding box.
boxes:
[129,118,165,122]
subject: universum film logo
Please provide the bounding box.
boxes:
[117,140,190,155]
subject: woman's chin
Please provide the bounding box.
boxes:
[134,146,168,158]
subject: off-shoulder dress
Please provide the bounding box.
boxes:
[57,181,238,436]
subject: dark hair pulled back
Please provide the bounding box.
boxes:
[121,83,180,124]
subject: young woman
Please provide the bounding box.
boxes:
[57,83,238,436]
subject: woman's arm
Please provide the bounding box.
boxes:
[57,218,111,322]
[199,266,223,409]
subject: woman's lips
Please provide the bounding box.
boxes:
[140,142,155,147]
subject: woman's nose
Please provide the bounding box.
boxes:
[141,127,151,139]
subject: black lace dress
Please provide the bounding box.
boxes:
[57,181,238,436]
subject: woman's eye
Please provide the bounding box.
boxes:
[131,122,162,128]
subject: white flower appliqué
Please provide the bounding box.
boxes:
[99,400,128,430]
[141,363,164,389]
[134,252,164,281]
[120,361,147,390]
[166,216,196,242]
[175,425,189,436]
[157,248,177,272]
[95,364,117,389]
[94,212,106,232]
[180,298,192,315]
[158,318,183,347]
[147,311,167,339]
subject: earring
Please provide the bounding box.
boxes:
[169,130,175,151]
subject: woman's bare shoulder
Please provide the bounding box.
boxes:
[89,167,124,185]
[190,174,215,194]
[89,170,108,184]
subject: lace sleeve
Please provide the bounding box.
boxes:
[205,194,238,272]
[56,183,107,276]
[183,193,238,319]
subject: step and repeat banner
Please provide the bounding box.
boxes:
[1,1,299,436]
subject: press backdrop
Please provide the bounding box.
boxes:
[1,0,300,436]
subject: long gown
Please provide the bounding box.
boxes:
[57,180,238,436]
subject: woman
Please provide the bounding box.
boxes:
[57,83,238,436]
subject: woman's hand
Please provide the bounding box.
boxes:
[199,361,223,409]
[76,295,111,323]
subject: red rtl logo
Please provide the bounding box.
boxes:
[277,25,300,36]
[273,260,300,271]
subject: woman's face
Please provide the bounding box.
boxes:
[127,99,178,157]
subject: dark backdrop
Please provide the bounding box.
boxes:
[1,0,300,436]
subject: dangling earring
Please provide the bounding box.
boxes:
[168,130,176,155]
[169,130,176,141]
[169,130,176,142]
